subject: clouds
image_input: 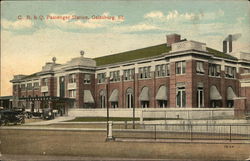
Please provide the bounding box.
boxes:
[1,19,34,30]
[144,9,224,22]
[112,23,160,33]
[144,11,164,19]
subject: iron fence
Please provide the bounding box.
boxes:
[141,109,250,121]
[112,123,250,141]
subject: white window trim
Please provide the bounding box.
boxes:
[176,61,186,75]
[176,88,186,108]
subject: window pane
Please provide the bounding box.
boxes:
[182,62,186,74]
[182,91,186,107]
[177,91,181,107]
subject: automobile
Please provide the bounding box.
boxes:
[25,111,43,119]
[0,108,25,126]
[42,108,55,120]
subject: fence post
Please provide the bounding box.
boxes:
[140,110,143,124]
[190,124,193,141]
[106,121,115,141]
[124,121,127,129]
[154,124,157,140]
[229,125,232,142]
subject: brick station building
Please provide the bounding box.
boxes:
[10,34,250,116]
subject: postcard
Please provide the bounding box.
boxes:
[0,0,250,160]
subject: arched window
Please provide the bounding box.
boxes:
[99,90,106,108]
[126,88,134,108]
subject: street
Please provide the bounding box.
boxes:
[1,129,250,160]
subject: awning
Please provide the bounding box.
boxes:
[84,90,94,103]
[196,62,205,73]
[156,86,167,100]
[109,89,118,102]
[139,87,149,101]
[210,86,222,100]
[227,87,237,100]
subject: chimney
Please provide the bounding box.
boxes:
[166,34,181,46]
[228,34,233,53]
[223,40,227,53]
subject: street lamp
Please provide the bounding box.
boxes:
[106,83,109,137]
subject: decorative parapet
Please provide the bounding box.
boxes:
[171,40,207,53]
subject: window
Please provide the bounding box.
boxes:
[141,101,149,108]
[42,92,49,96]
[176,86,186,107]
[139,66,151,79]
[227,87,236,108]
[225,66,236,78]
[99,90,106,108]
[156,86,168,108]
[111,102,118,108]
[97,73,106,83]
[124,69,135,81]
[42,78,48,86]
[21,84,26,91]
[84,74,91,84]
[109,89,119,108]
[110,71,120,82]
[166,64,170,76]
[243,68,250,73]
[140,87,149,108]
[197,87,204,108]
[27,83,33,90]
[155,64,170,77]
[176,61,186,75]
[211,100,222,108]
[13,85,18,91]
[59,76,65,98]
[210,85,222,108]
[209,64,221,77]
[33,82,39,89]
[69,74,76,83]
[196,61,205,74]
[69,90,76,98]
[126,88,134,108]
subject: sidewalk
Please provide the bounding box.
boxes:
[24,116,75,125]
[115,137,250,144]
[0,126,106,131]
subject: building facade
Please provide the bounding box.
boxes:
[10,34,250,115]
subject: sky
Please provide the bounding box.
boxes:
[1,0,250,96]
